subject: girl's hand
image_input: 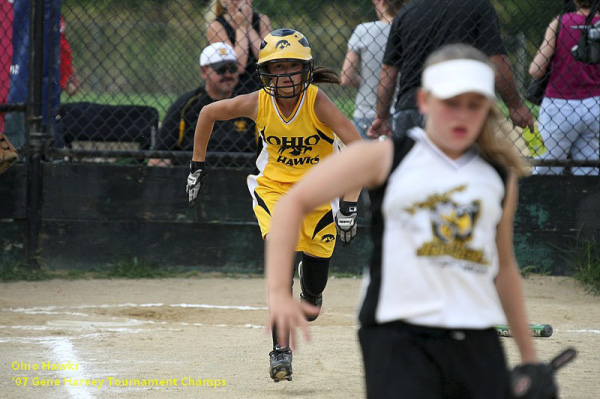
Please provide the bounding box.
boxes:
[232,1,252,29]
[267,293,319,351]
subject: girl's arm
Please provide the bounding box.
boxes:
[341,49,360,88]
[529,17,560,79]
[314,89,363,201]
[267,139,394,349]
[192,92,258,162]
[495,173,538,363]
[314,90,361,146]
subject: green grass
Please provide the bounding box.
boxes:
[569,236,600,295]
[99,256,182,279]
[0,257,52,281]
[0,256,262,281]
[0,256,180,281]
[0,255,366,282]
[553,231,600,295]
[519,264,551,277]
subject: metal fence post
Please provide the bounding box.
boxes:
[24,0,46,268]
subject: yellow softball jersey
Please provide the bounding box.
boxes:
[253,84,337,184]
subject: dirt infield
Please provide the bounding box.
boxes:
[1,275,598,398]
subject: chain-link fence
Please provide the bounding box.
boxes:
[1,0,598,173]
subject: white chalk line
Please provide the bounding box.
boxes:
[172,303,267,310]
[3,302,267,314]
[0,321,265,343]
[40,337,94,399]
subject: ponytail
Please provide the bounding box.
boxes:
[312,66,341,85]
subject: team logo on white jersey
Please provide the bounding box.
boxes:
[405,185,487,265]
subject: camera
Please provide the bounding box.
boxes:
[572,22,600,64]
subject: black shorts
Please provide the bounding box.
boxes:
[359,321,509,399]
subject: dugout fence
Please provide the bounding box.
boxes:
[0,0,599,265]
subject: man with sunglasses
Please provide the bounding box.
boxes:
[150,42,255,166]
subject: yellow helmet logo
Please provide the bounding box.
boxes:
[275,40,290,50]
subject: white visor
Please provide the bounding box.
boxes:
[422,59,495,100]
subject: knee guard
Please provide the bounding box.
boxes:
[300,253,330,297]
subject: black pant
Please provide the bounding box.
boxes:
[359,321,509,399]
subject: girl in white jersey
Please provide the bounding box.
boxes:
[187,29,362,382]
[265,44,553,398]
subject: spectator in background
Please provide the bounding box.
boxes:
[565,0,577,12]
[206,0,272,94]
[368,0,534,139]
[60,16,80,96]
[149,42,255,166]
[341,0,406,139]
[528,0,600,175]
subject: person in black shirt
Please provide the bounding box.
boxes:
[207,0,272,94]
[368,0,534,139]
[150,42,255,166]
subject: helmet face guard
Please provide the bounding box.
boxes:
[257,29,314,98]
[257,59,314,98]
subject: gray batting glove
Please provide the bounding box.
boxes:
[335,201,358,243]
[186,161,207,207]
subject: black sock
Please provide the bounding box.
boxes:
[271,264,295,349]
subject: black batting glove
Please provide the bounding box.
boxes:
[510,363,557,399]
[335,201,358,243]
[186,161,208,207]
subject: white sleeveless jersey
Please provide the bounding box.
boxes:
[359,128,508,329]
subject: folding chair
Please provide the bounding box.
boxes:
[54,102,158,155]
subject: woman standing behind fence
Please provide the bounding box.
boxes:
[341,0,406,139]
[207,0,272,94]
[529,0,600,176]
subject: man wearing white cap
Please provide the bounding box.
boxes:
[152,42,255,165]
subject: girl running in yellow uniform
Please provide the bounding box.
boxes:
[187,28,362,382]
